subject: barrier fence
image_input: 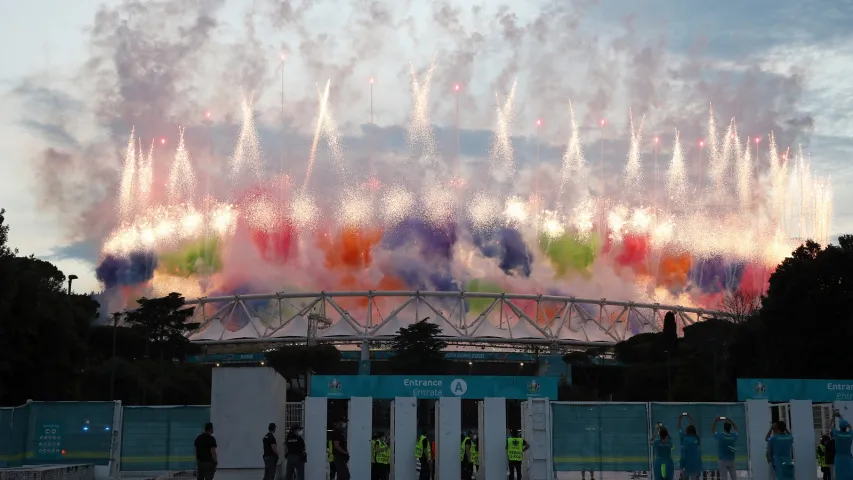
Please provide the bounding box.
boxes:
[1,400,757,475]
[120,406,210,472]
[0,401,117,468]
[552,402,750,474]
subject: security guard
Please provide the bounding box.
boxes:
[371,433,380,480]
[327,435,337,480]
[461,432,474,480]
[415,431,431,480]
[373,433,390,480]
[507,429,530,480]
[470,433,480,474]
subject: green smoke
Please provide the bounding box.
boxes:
[537,232,600,276]
[464,279,504,314]
[157,237,223,278]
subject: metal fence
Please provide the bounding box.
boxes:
[119,405,210,472]
[0,401,117,468]
[552,402,749,479]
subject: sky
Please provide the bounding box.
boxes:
[1,0,851,294]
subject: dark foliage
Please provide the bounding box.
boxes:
[388,319,449,374]
[0,210,210,406]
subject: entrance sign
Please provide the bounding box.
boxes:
[311,375,557,399]
[737,378,853,402]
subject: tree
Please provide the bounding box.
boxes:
[388,319,448,374]
[0,215,99,403]
[265,344,342,400]
[124,293,199,362]
[731,236,853,379]
[0,208,14,257]
[718,290,761,324]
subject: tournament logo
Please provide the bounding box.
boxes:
[527,380,541,394]
[753,381,766,396]
[328,378,342,393]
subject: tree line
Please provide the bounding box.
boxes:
[2,207,852,405]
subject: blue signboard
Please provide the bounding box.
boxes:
[737,378,853,402]
[310,375,557,400]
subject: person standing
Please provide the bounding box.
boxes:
[833,411,853,480]
[766,421,794,480]
[415,430,431,480]
[711,416,739,480]
[506,429,530,480]
[372,432,390,480]
[327,432,337,480]
[284,424,306,480]
[461,431,474,480]
[262,423,279,480]
[819,434,833,480]
[469,433,479,475]
[331,420,351,480]
[194,422,218,480]
[650,424,674,480]
[678,413,702,480]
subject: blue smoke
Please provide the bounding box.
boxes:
[382,218,457,260]
[95,251,157,289]
[472,226,532,277]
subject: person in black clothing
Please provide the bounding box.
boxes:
[417,430,431,480]
[262,423,279,480]
[194,422,217,480]
[331,420,351,480]
[285,424,306,480]
[826,432,837,480]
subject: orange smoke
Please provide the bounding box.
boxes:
[318,227,383,270]
[657,252,692,289]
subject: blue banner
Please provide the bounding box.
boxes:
[737,378,853,402]
[310,375,557,399]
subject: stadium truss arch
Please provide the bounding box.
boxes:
[186,291,733,347]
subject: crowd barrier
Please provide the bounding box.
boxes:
[119,406,210,472]
[552,402,750,473]
[0,401,117,469]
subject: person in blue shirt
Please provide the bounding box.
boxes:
[650,424,674,480]
[767,421,794,480]
[678,413,702,480]
[832,410,853,480]
[711,415,739,480]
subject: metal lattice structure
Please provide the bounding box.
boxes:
[187,291,733,347]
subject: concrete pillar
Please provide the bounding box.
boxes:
[790,399,816,480]
[210,367,287,468]
[437,396,461,479]
[393,397,417,480]
[746,399,770,480]
[482,397,507,479]
[304,396,327,480]
[348,397,373,479]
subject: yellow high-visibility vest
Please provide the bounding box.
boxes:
[460,437,472,461]
[327,440,335,462]
[375,440,390,465]
[470,442,479,465]
[507,437,523,461]
[415,435,431,460]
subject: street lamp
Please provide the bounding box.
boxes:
[67,274,78,295]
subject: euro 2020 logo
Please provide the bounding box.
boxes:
[527,380,541,395]
[328,378,342,394]
[754,381,766,396]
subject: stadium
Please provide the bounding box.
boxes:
[84,67,835,479]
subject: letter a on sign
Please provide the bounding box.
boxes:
[451,379,468,396]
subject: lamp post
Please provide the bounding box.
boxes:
[67,274,78,295]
